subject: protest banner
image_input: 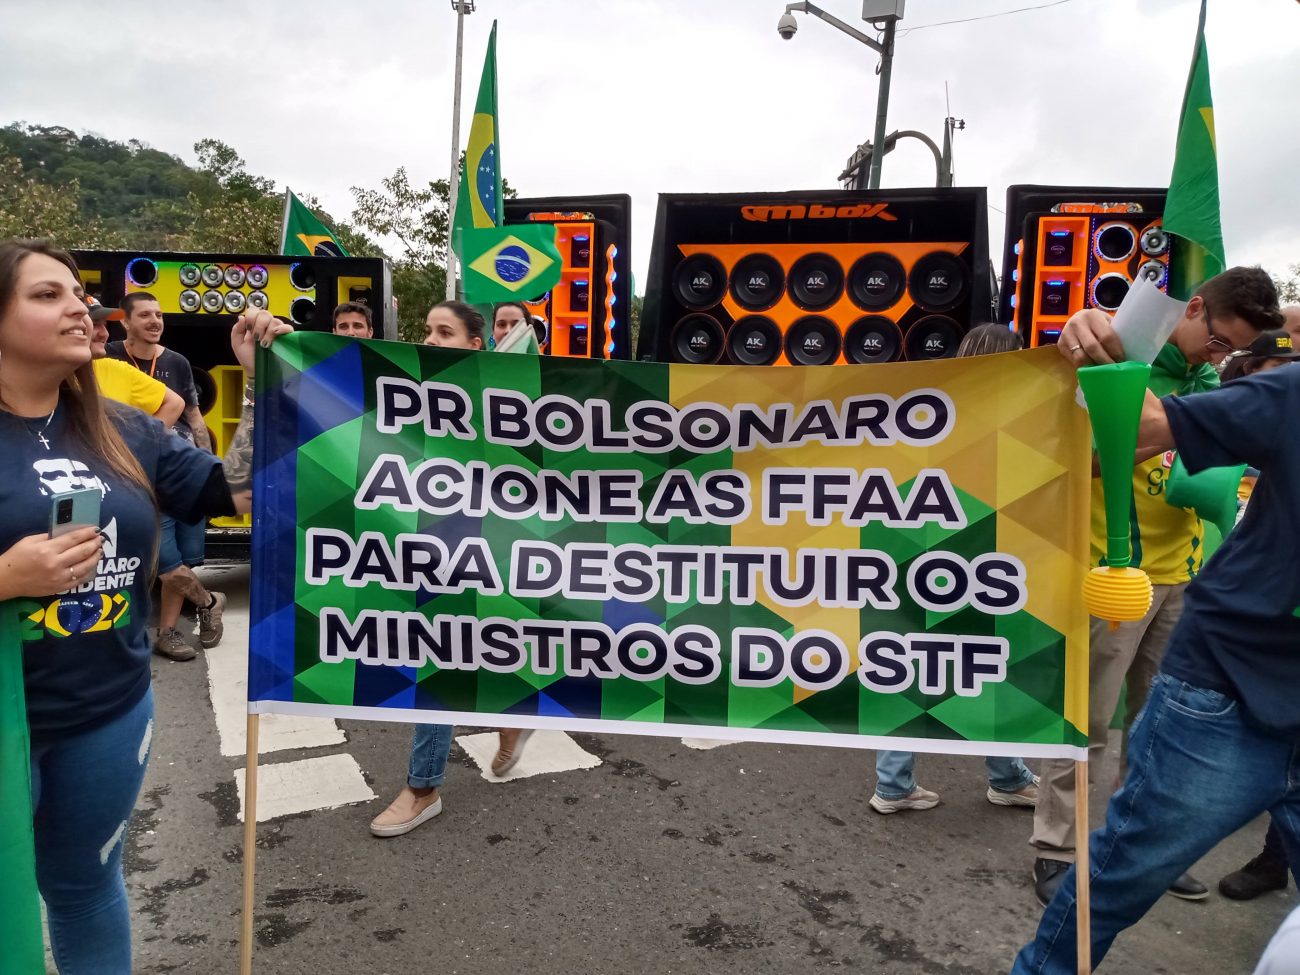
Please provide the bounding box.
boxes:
[247,334,1091,759]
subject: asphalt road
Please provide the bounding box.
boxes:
[110,565,1293,975]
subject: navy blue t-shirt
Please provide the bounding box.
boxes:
[105,341,199,443]
[4,398,219,740]
[1161,364,1300,738]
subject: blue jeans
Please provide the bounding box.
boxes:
[31,686,154,975]
[158,515,206,573]
[875,749,1035,799]
[1011,674,1300,974]
[408,723,453,789]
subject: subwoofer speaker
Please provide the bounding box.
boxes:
[673,254,727,310]
[726,315,782,365]
[848,253,906,311]
[844,315,902,364]
[1093,222,1136,263]
[728,254,785,311]
[908,252,968,312]
[904,315,963,360]
[1091,273,1131,312]
[788,253,844,311]
[671,314,725,364]
[785,315,841,365]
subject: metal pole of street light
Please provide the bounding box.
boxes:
[865,17,896,190]
[444,1,472,300]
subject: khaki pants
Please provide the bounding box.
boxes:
[1030,583,1187,862]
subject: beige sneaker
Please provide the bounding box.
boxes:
[154,627,196,662]
[987,774,1041,808]
[198,591,227,649]
[869,785,940,814]
[369,787,443,838]
[491,728,534,776]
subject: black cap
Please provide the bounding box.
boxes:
[1246,329,1300,360]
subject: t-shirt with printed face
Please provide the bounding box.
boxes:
[2,399,220,740]
[1161,363,1300,739]
[105,341,200,444]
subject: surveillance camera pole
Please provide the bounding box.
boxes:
[445,0,475,300]
[780,1,901,190]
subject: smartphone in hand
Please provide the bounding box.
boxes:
[49,488,102,538]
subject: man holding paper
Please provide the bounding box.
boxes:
[1030,267,1283,907]
[1013,267,1290,973]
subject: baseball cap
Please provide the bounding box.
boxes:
[1245,329,1300,360]
[85,296,124,322]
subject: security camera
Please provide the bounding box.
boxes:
[777,12,798,39]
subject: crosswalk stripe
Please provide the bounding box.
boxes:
[456,730,602,782]
[234,754,375,823]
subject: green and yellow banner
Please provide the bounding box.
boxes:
[249,337,1090,757]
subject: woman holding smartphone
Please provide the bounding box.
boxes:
[0,239,290,974]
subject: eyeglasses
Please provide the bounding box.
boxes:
[1203,306,1253,356]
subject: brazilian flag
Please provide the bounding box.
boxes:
[461,225,562,305]
[280,189,349,258]
[1164,0,1224,299]
[0,607,42,972]
[453,21,505,255]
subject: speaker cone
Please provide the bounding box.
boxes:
[788,253,844,311]
[785,315,841,366]
[1094,222,1136,262]
[848,253,906,311]
[908,252,968,313]
[178,289,201,313]
[126,257,158,288]
[200,264,224,288]
[670,314,725,364]
[223,290,247,313]
[1140,226,1170,257]
[1137,260,1167,288]
[672,254,726,310]
[904,315,963,361]
[844,316,903,364]
[247,290,269,310]
[728,254,784,311]
[200,290,225,314]
[290,296,316,325]
[224,265,247,288]
[726,315,782,365]
[178,263,202,287]
[1091,272,1131,311]
[289,263,317,292]
[246,265,270,289]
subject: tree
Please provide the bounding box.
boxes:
[1271,264,1300,305]
[0,153,124,249]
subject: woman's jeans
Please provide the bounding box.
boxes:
[408,723,453,789]
[31,686,154,975]
[874,749,1035,799]
[1012,674,1300,974]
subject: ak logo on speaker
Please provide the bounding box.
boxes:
[739,203,897,223]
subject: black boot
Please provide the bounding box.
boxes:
[1219,853,1289,901]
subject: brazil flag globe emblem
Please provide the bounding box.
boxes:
[466,230,560,298]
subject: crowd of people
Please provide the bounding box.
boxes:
[2,235,1297,973]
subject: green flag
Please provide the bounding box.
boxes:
[460,224,562,306]
[453,21,504,261]
[0,607,43,972]
[1165,0,1224,300]
[280,188,349,258]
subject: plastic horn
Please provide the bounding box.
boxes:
[1077,362,1154,626]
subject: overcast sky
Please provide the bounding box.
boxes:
[2,0,1296,289]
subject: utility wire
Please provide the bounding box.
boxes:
[896,0,1074,37]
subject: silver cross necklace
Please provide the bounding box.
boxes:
[24,407,56,450]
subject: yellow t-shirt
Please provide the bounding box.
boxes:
[93,357,166,415]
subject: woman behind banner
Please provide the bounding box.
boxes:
[0,239,291,974]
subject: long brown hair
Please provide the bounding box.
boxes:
[0,239,152,496]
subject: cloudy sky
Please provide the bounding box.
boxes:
[3,0,1297,287]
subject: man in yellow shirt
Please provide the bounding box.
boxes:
[87,299,183,428]
[1030,266,1285,906]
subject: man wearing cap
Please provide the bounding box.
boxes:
[87,298,184,427]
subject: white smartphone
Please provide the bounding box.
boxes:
[49,488,102,538]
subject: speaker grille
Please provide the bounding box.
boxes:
[904,315,963,360]
[673,254,727,310]
[908,252,968,313]
[785,315,842,365]
[788,253,844,311]
[670,314,725,364]
[726,315,782,365]
[728,254,785,311]
[848,253,906,311]
[844,316,902,364]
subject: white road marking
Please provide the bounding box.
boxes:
[681,738,736,751]
[456,730,602,782]
[234,753,375,823]
[203,601,345,758]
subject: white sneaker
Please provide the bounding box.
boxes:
[869,786,940,814]
[987,773,1041,808]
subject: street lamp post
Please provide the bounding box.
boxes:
[777,1,904,190]
[445,0,475,300]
